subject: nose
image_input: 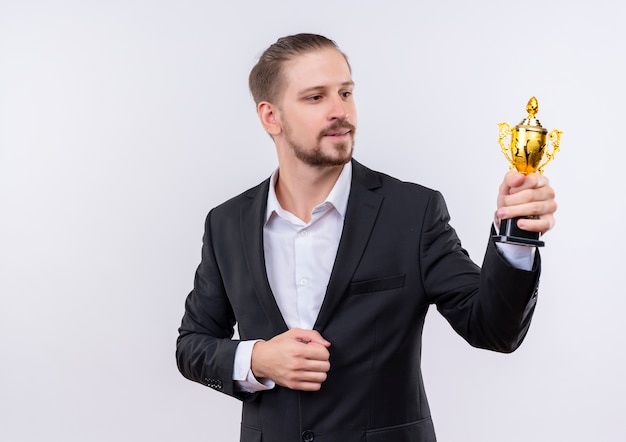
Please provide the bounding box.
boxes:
[328,94,349,121]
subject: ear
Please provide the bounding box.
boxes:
[257,101,282,136]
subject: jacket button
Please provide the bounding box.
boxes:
[302,430,315,442]
[204,378,223,390]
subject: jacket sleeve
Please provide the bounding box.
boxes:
[421,191,540,353]
[175,210,253,401]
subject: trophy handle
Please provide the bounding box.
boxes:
[497,122,515,168]
[536,129,562,174]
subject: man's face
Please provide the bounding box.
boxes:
[275,48,357,167]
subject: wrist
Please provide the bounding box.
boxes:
[250,340,269,380]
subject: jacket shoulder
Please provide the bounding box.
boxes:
[351,159,439,199]
[209,178,270,215]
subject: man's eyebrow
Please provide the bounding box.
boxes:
[298,81,355,96]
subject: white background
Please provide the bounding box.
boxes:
[1,1,624,441]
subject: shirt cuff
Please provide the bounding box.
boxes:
[233,340,275,393]
[493,220,536,271]
[494,241,535,271]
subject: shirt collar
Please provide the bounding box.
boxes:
[265,161,352,224]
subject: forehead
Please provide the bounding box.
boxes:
[281,48,352,94]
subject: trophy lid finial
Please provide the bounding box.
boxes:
[519,96,543,128]
[526,96,539,119]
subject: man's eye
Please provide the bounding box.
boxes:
[341,91,352,98]
[307,95,323,101]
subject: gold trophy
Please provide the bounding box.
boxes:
[494,96,562,247]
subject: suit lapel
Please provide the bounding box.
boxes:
[240,179,289,334]
[314,161,383,331]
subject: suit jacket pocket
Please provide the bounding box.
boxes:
[240,423,262,442]
[366,417,436,442]
[347,274,406,296]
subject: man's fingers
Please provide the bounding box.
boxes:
[291,379,327,392]
[499,170,526,195]
[507,172,551,194]
[498,193,557,220]
[516,214,556,234]
[276,353,330,391]
[501,186,554,209]
[293,329,331,347]
[251,329,332,391]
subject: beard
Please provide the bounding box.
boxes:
[284,119,356,167]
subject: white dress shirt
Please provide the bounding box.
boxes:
[263,163,351,330]
[233,162,534,392]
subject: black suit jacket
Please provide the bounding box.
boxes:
[176,160,540,442]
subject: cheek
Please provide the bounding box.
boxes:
[286,119,319,141]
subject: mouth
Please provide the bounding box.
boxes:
[319,120,356,141]
[325,129,351,137]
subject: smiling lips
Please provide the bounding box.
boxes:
[325,130,350,137]
[321,121,355,139]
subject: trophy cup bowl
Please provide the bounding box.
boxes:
[494,97,562,247]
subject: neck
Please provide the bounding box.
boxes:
[274,161,345,223]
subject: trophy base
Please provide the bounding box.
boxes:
[493,217,545,247]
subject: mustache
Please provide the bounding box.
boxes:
[319,120,356,139]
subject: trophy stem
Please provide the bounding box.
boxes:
[494,217,545,247]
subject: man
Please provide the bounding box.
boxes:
[176,33,556,442]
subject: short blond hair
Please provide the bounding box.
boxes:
[248,33,350,106]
